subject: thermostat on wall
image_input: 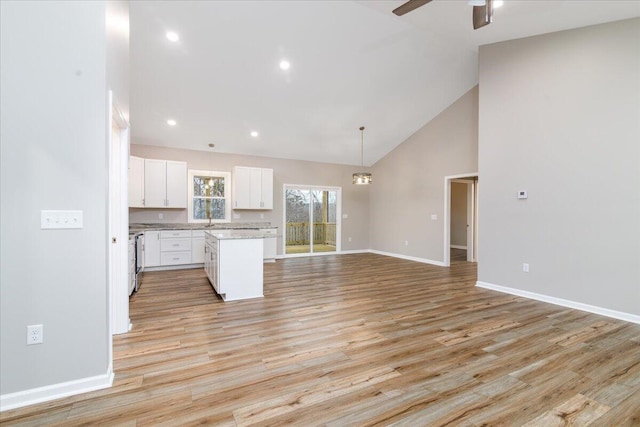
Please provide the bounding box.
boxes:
[517,190,528,199]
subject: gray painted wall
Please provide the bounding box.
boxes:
[369,87,479,262]
[129,145,371,253]
[478,18,640,315]
[1,1,115,394]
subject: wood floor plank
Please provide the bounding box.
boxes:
[2,253,639,426]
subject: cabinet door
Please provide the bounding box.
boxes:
[212,241,219,292]
[233,166,251,209]
[128,156,145,207]
[166,160,187,208]
[144,231,161,267]
[192,237,205,263]
[249,168,262,209]
[261,168,273,209]
[144,159,166,208]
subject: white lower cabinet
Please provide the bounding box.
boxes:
[144,230,161,267]
[160,230,192,266]
[204,233,218,292]
[191,231,205,263]
[128,237,135,295]
[144,229,208,269]
[261,228,277,262]
[204,232,263,301]
[143,228,274,270]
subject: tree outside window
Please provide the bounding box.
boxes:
[188,170,231,223]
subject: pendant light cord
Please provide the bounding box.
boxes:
[360,126,365,168]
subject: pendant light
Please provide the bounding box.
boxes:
[352,126,372,185]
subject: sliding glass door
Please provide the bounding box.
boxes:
[284,185,341,256]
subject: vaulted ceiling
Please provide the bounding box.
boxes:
[130,1,639,166]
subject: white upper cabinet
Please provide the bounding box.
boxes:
[233,166,251,209]
[144,159,166,208]
[261,168,273,210]
[128,156,145,207]
[165,161,187,208]
[142,158,187,208]
[232,166,273,210]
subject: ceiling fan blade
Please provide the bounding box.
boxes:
[473,0,493,29]
[392,0,433,16]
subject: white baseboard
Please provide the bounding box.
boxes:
[450,245,467,250]
[369,250,446,267]
[0,369,113,412]
[476,281,640,325]
[339,249,370,255]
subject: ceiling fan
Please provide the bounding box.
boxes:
[392,0,495,30]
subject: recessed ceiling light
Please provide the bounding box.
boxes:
[167,119,177,126]
[166,31,179,42]
[250,131,259,138]
[279,60,290,71]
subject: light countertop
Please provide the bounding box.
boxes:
[129,222,276,236]
[205,229,266,240]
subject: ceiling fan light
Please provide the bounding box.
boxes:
[352,173,372,185]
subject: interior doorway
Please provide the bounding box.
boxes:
[444,173,478,267]
[283,185,341,256]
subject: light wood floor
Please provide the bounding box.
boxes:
[2,253,639,426]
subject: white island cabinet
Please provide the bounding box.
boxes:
[204,230,263,301]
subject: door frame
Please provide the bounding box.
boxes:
[443,173,478,267]
[282,184,342,258]
[108,90,130,340]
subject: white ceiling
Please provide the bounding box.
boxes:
[130,1,639,166]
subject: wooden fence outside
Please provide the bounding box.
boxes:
[286,222,336,246]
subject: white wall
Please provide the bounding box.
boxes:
[129,145,371,253]
[369,87,479,263]
[1,0,113,403]
[478,18,640,317]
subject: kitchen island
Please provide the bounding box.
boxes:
[204,230,264,301]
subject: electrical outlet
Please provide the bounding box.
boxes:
[405,240,409,246]
[158,213,163,219]
[522,263,530,273]
[27,324,43,345]
[348,237,352,242]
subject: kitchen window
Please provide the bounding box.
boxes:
[187,170,231,223]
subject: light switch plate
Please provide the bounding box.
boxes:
[41,210,83,229]
[430,214,438,220]
[518,190,528,199]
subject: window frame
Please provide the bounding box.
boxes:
[187,169,232,224]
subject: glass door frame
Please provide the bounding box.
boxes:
[282,184,342,258]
